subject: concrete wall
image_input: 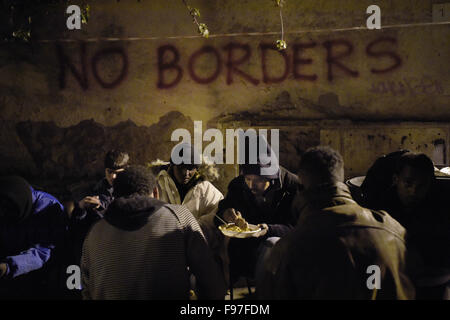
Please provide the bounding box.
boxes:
[0,0,449,196]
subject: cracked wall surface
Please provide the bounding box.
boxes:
[0,0,449,198]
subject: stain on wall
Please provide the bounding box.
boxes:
[0,0,449,197]
[8,111,196,196]
[322,125,449,177]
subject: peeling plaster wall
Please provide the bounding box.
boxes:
[321,123,450,177]
[0,0,449,196]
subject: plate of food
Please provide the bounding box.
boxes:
[218,223,262,238]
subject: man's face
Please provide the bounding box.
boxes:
[105,168,125,186]
[244,174,270,196]
[394,165,432,208]
[173,165,197,185]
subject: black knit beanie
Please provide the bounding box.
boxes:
[239,134,280,179]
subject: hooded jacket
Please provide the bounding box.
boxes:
[259,182,415,300]
[216,166,301,237]
[81,195,226,300]
[215,166,301,280]
[0,176,67,299]
[156,168,223,227]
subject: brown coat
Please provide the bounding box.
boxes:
[259,182,415,300]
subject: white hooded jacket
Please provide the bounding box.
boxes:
[156,169,224,228]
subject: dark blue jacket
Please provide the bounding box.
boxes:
[0,187,67,298]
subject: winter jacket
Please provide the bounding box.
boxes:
[156,169,228,284]
[81,195,226,300]
[216,166,301,237]
[215,166,301,279]
[0,187,67,299]
[157,169,223,225]
[260,182,415,300]
[381,185,450,274]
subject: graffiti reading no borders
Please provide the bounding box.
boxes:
[56,37,403,91]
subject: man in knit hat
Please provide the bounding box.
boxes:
[215,136,301,283]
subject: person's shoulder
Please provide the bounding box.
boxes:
[32,188,60,202]
[156,168,170,180]
[194,180,223,196]
[227,175,245,190]
[163,203,199,226]
[93,178,104,190]
[341,204,406,241]
[279,166,301,190]
[31,188,64,212]
[32,202,65,220]
[195,180,214,188]
[83,216,107,243]
[164,203,193,217]
[367,208,406,239]
[93,178,110,193]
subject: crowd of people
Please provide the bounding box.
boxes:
[0,142,449,300]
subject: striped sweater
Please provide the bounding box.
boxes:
[81,195,226,300]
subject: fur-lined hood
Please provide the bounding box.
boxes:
[147,155,220,182]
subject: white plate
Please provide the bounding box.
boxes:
[218,223,261,238]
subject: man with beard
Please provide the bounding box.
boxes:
[215,139,301,285]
